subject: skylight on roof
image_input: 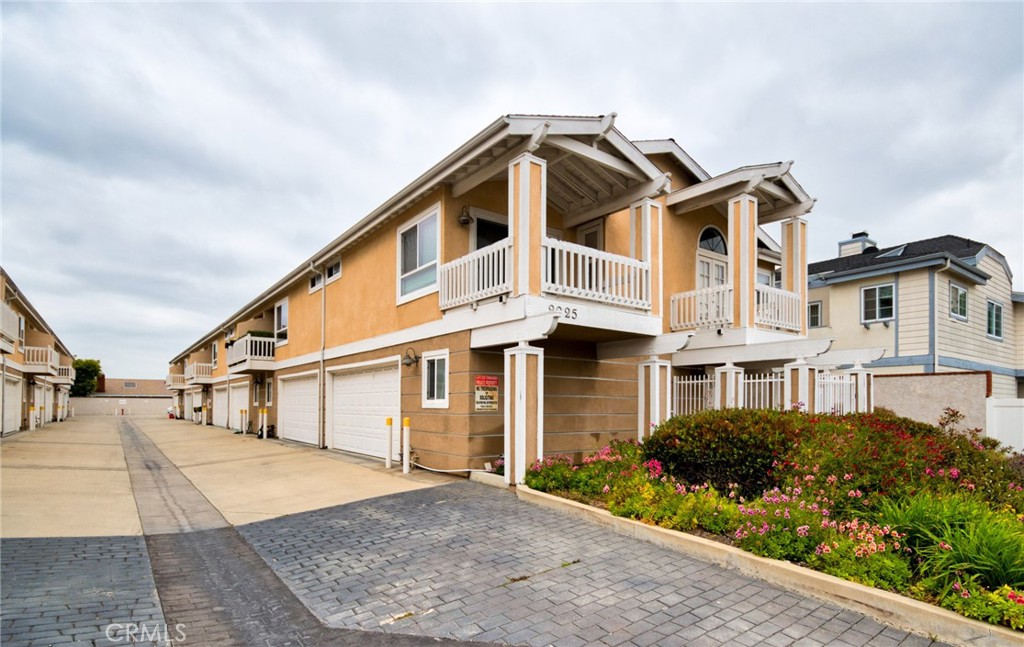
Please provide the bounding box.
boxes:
[876,245,906,258]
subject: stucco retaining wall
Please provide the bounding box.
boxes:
[874,372,989,432]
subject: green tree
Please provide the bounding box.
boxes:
[71,359,102,397]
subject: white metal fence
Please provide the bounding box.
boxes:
[743,372,785,410]
[670,285,734,331]
[226,334,276,366]
[671,370,857,416]
[815,372,855,414]
[754,284,802,332]
[542,238,651,309]
[672,374,715,415]
[438,238,513,309]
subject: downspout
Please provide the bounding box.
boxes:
[308,261,326,449]
[933,258,952,373]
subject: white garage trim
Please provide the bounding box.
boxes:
[3,377,22,435]
[326,358,401,460]
[229,383,248,431]
[278,372,320,446]
[212,387,228,428]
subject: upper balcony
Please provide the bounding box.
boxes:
[1,302,18,354]
[54,365,76,385]
[23,346,59,375]
[226,333,276,374]
[439,237,650,312]
[184,363,214,385]
[670,284,802,333]
[165,373,187,390]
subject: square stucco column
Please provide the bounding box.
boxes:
[781,217,809,334]
[714,362,745,409]
[783,358,817,412]
[629,198,663,317]
[845,361,874,413]
[638,356,672,440]
[508,153,548,298]
[728,194,758,329]
[504,342,544,485]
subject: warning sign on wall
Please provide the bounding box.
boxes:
[474,375,499,412]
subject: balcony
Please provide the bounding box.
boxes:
[23,346,59,375]
[165,374,187,390]
[1,302,17,354]
[670,284,802,332]
[184,363,214,385]
[227,334,276,374]
[54,365,76,385]
[438,237,651,312]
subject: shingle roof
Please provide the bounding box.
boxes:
[809,234,988,276]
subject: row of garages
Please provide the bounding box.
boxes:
[2,374,71,435]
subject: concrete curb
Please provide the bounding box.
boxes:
[516,485,1024,647]
[469,471,507,489]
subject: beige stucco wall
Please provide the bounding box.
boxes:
[807,274,900,357]
[873,372,988,432]
[71,396,173,417]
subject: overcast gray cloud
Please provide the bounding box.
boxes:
[2,2,1021,378]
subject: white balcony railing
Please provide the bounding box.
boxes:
[670,284,734,331]
[542,238,651,310]
[438,239,513,310]
[166,374,187,389]
[1,302,19,343]
[755,284,802,332]
[56,366,76,382]
[184,363,213,381]
[227,334,276,366]
[23,346,59,372]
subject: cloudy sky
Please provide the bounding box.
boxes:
[2,2,1021,378]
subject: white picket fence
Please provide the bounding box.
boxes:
[672,374,715,415]
[671,370,856,416]
[815,372,855,414]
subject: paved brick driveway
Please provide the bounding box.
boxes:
[240,481,945,647]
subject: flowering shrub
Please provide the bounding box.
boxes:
[941,583,1024,631]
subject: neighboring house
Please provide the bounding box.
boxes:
[167,113,877,484]
[1,268,76,434]
[71,376,174,416]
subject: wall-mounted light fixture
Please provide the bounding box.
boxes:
[457,206,474,227]
[401,348,421,367]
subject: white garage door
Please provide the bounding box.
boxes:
[279,375,319,445]
[330,365,400,459]
[184,392,194,420]
[229,384,248,431]
[3,378,21,434]
[213,387,228,428]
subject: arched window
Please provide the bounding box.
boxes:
[698,227,727,255]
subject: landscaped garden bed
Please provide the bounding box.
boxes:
[521,408,1024,633]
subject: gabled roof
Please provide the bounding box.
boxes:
[665,161,815,223]
[808,235,994,287]
[1,267,73,357]
[633,139,711,183]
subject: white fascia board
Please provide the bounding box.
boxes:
[666,162,792,208]
[672,337,832,367]
[758,200,817,224]
[546,135,646,182]
[757,227,782,253]
[601,130,667,182]
[633,140,711,182]
[804,347,886,368]
[523,297,663,337]
[470,313,559,348]
[596,331,695,360]
[506,115,606,137]
[684,326,803,349]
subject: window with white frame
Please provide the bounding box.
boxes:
[266,380,273,405]
[309,273,323,292]
[253,382,260,406]
[398,207,439,302]
[211,342,218,368]
[861,284,894,323]
[949,283,968,320]
[325,260,341,284]
[422,349,449,408]
[274,300,288,345]
[18,316,24,343]
[808,301,823,328]
[987,300,1003,339]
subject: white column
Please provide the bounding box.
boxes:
[728,194,758,329]
[714,362,745,409]
[845,361,874,413]
[630,198,663,317]
[638,356,672,440]
[504,342,544,485]
[508,153,548,298]
[781,217,809,334]
[783,358,817,412]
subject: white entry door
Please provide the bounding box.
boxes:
[229,384,248,431]
[213,387,228,428]
[278,374,319,445]
[3,378,21,434]
[329,365,401,459]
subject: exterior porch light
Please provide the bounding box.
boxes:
[401,348,421,367]
[457,206,474,227]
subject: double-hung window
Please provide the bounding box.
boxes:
[309,273,323,292]
[398,207,439,303]
[949,283,968,320]
[861,284,894,323]
[325,260,342,284]
[987,301,1003,340]
[274,300,288,345]
[422,349,449,409]
[211,342,218,368]
[808,301,823,328]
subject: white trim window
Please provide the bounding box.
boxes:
[397,206,440,303]
[987,300,1003,340]
[808,301,823,328]
[949,283,968,321]
[861,283,894,323]
[211,342,219,368]
[253,382,260,406]
[266,380,273,406]
[325,260,342,284]
[274,299,289,345]
[17,316,25,344]
[422,349,449,409]
[309,273,323,293]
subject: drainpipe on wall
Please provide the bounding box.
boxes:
[934,259,951,374]
[308,261,327,449]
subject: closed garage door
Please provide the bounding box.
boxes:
[213,387,228,428]
[330,365,400,459]
[3,378,21,434]
[184,392,194,421]
[229,384,248,431]
[279,374,319,445]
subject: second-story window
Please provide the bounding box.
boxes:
[949,283,968,320]
[274,300,288,345]
[398,207,439,302]
[211,342,218,368]
[861,284,894,323]
[309,273,323,292]
[325,260,342,283]
[808,302,823,328]
[18,316,25,344]
[987,300,1003,340]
